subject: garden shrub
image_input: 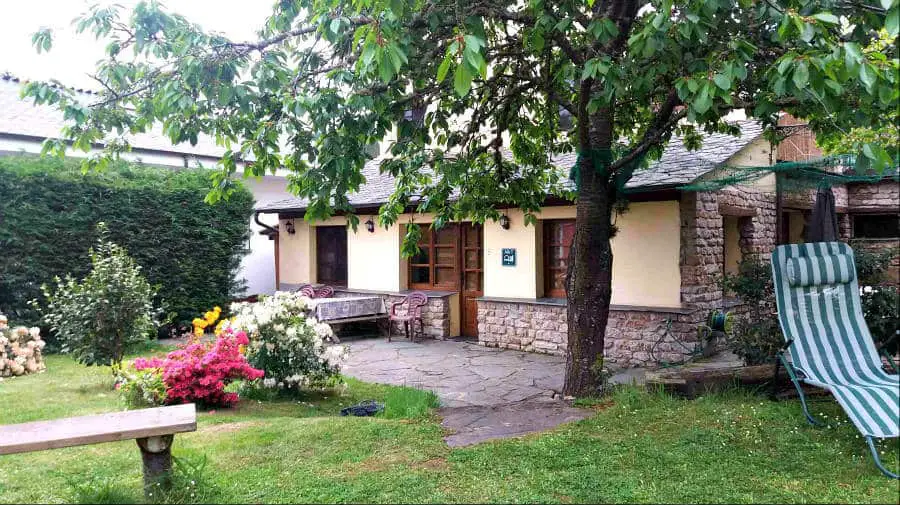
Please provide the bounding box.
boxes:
[0,155,254,329]
[113,364,168,408]
[225,292,347,391]
[127,329,264,407]
[40,226,160,368]
[724,248,900,364]
[0,314,47,378]
[855,247,900,355]
[722,258,782,365]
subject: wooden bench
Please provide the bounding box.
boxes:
[0,404,196,494]
[325,313,390,342]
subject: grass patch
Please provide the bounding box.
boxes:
[0,353,897,504]
[381,387,441,419]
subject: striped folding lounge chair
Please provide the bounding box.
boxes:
[771,242,899,479]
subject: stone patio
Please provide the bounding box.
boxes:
[341,338,597,446]
[342,338,568,408]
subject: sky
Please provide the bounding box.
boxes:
[0,0,274,89]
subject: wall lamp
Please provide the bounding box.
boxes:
[365,218,376,233]
[284,219,296,235]
[499,214,510,230]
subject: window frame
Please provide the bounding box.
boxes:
[408,224,460,291]
[543,219,576,298]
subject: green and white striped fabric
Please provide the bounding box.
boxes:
[772,242,899,439]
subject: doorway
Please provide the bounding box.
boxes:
[316,226,347,286]
[460,223,484,338]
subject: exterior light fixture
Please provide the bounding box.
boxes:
[284,220,296,235]
[365,218,375,233]
[499,214,510,230]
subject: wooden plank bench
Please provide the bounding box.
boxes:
[0,403,196,494]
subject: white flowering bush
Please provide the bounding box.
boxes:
[0,314,47,378]
[225,291,348,391]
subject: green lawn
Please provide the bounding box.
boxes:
[0,353,897,504]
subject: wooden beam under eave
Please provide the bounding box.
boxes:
[718,203,757,217]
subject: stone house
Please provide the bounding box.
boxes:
[256,118,899,367]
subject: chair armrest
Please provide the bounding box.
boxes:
[389,300,405,317]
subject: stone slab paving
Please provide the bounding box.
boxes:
[340,338,594,446]
[342,338,567,407]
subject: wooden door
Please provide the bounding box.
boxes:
[460,223,483,337]
[316,226,347,286]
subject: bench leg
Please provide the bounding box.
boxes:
[137,434,174,496]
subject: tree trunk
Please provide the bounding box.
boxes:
[563,106,616,397]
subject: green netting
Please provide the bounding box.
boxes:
[568,152,897,195]
[680,154,898,193]
[568,148,647,194]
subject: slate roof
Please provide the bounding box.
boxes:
[258,120,764,213]
[0,73,225,159]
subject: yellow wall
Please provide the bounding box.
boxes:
[482,202,681,307]
[608,201,682,306]
[483,210,540,298]
[278,218,314,285]
[278,216,346,286]
[723,216,741,275]
[279,201,681,308]
[347,215,402,291]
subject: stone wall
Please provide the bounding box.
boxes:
[476,300,704,367]
[335,290,452,339]
[847,180,899,212]
[477,301,567,355]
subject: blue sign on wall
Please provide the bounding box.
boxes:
[501,248,516,267]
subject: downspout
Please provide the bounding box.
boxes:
[254,210,281,290]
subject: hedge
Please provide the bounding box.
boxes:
[0,155,255,329]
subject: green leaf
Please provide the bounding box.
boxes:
[885,7,899,37]
[824,79,843,95]
[792,61,809,90]
[812,13,840,25]
[453,65,473,97]
[389,0,405,16]
[693,85,712,114]
[463,34,485,51]
[777,55,795,75]
[878,84,893,104]
[713,73,731,90]
[859,64,876,90]
[800,23,815,43]
[436,54,452,83]
[529,30,545,51]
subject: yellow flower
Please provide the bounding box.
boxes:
[214,306,222,313]
[193,327,204,337]
[238,344,246,355]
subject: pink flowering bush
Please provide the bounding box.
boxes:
[128,329,264,408]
